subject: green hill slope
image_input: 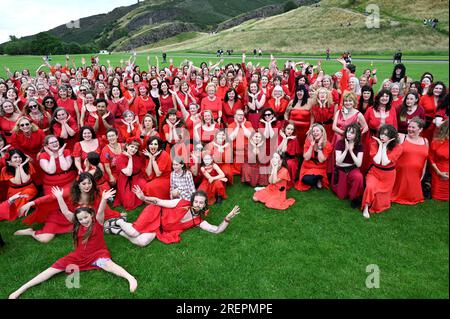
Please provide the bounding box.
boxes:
[137,0,449,54]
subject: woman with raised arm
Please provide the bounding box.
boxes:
[391,118,429,205]
[253,152,295,210]
[361,125,403,218]
[104,188,239,247]
[9,188,137,299]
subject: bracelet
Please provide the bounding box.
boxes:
[224,217,231,223]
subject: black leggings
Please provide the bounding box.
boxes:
[302,174,323,186]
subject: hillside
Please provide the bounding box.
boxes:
[136,0,449,54]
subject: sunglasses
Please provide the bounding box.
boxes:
[29,104,38,108]
[20,122,30,127]
[264,113,272,117]
[45,100,54,104]
[79,89,87,92]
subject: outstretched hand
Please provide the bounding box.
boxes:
[226,205,240,220]
[51,186,64,198]
[132,185,145,201]
[102,189,116,201]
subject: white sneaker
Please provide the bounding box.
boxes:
[254,186,265,191]
[363,211,370,219]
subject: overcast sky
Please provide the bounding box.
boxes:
[0,0,137,44]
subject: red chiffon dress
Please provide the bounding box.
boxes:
[311,104,335,142]
[419,94,437,141]
[295,139,333,191]
[114,154,147,210]
[142,151,172,200]
[362,142,403,213]
[132,199,204,244]
[288,107,311,153]
[52,219,111,272]
[227,121,253,174]
[203,141,235,185]
[38,149,77,195]
[428,139,449,201]
[240,144,270,187]
[253,167,295,210]
[391,137,428,205]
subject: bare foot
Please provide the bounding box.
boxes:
[14,228,34,236]
[8,290,21,299]
[362,210,370,219]
[129,277,138,293]
[317,179,323,189]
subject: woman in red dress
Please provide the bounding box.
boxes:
[309,87,336,143]
[114,138,147,211]
[222,88,243,125]
[259,108,282,156]
[357,85,375,114]
[362,89,398,173]
[174,80,196,114]
[131,84,156,123]
[362,125,403,218]
[158,80,177,133]
[429,120,449,201]
[332,123,364,208]
[201,83,223,124]
[79,91,97,127]
[117,110,140,143]
[198,154,228,205]
[108,86,129,125]
[103,188,239,247]
[204,129,234,185]
[0,100,21,144]
[253,153,295,210]
[23,99,51,132]
[286,85,311,154]
[73,126,102,175]
[295,123,333,191]
[177,102,201,142]
[267,85,289,120]
[391,118,429,205]
[162,108,184,150]
[140,113,160,145]
[49,107,79,151]
[277,121,300,187]
[142,136,171,200]
[11,116,46,162]
[9,189,137,299]
[419,81,447,141]
[194,110,219,146]
[101,128,123,187]
[241,131,270,187]
[56,85,80,125]
[0,149,38,211]
[245,81,266,130]
[397,92,425,134]
[389,82,404,112]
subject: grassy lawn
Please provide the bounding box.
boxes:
[0,177,448,299]
[0,54,449,89]
[0,53,448,299]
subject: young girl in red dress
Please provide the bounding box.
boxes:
[253,153,296,210]
[9,189,137,299]
[104,188,239,247]
[362,125,403,218]
[198,154,228,205]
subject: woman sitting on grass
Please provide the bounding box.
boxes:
[103,187,240,247]
[9,188,137,299]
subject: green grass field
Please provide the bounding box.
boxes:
[0,53,448,299]
[0,53,449,90]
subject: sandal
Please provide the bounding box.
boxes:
[103,218,118,229]
[104,225,123,235]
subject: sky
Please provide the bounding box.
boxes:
[0,0,137,44]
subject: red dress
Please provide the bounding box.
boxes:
[72,141,102,170]
[240,145,270,187]
[227,121,253,174]
[11,129,46,161]
[268,98,289,119]
[132,96,156,122]
[201,96,222,120]
[100,144,122,182]
[278,136,300,187]
[114,154,147,210]
[222,100,243,124]
[27,113,51,131]
[204,141,234,184]
[51,117,79,151]
[52,220,111,272]
[295,139,333,191]
[397,106,425,134]
[198,166,227,205]
[0,115,18,143]
[311,104,335,142]
[253,167,295,210]
[391,137,428,204]
[428,139,449,201]
[132,199,204,244]
[142,151,171,200]
[56,98,78,121]
[0,166,38,210]
[289,108,311,153]
[0,200,18,221]
[362,142,403,213]
[38,150,77,195]
[197,124,219,145]
[158,94,177,133]
[108,98,129,123]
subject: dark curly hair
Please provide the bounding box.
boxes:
[70,172,98,207]
[378,124,399,151]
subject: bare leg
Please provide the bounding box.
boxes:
[362,204,370,219]
[14,229,55,243]
[118,231,156,247]
[100,260,138,293]
[9,267,63,299]
[116,219,140,237]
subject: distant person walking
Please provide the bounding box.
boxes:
[326,48,330,61]
[162,52,167,64]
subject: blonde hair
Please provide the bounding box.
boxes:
[205,83,217,93]
[342,92,358,107]
[12,116,39,133]
[312,87,333,108]
[310,123,327,148]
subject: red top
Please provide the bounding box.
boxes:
[145,151,172,181]
[108,98,129,119]
[222,100,243,124]
[364,107,398,134]
[72,141,102,162]
[419,95,437,118]
[11,129,46,160]
[159,94,176,115]
[56,98,79,120]
[132,96,156,121]
[201,96,222,120]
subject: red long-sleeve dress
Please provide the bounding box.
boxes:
[428,138,449,201]
[142,151,172,200]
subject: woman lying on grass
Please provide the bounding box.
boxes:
[9,188,137,299]
[103,186,240,247]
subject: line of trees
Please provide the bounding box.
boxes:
[0,32,98,55]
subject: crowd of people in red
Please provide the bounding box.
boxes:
[1,52,448,297]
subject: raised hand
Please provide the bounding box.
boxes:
[102,189,116,201]
[51,186,64,198]
[132,185,145,200]
[226,205,240,220]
